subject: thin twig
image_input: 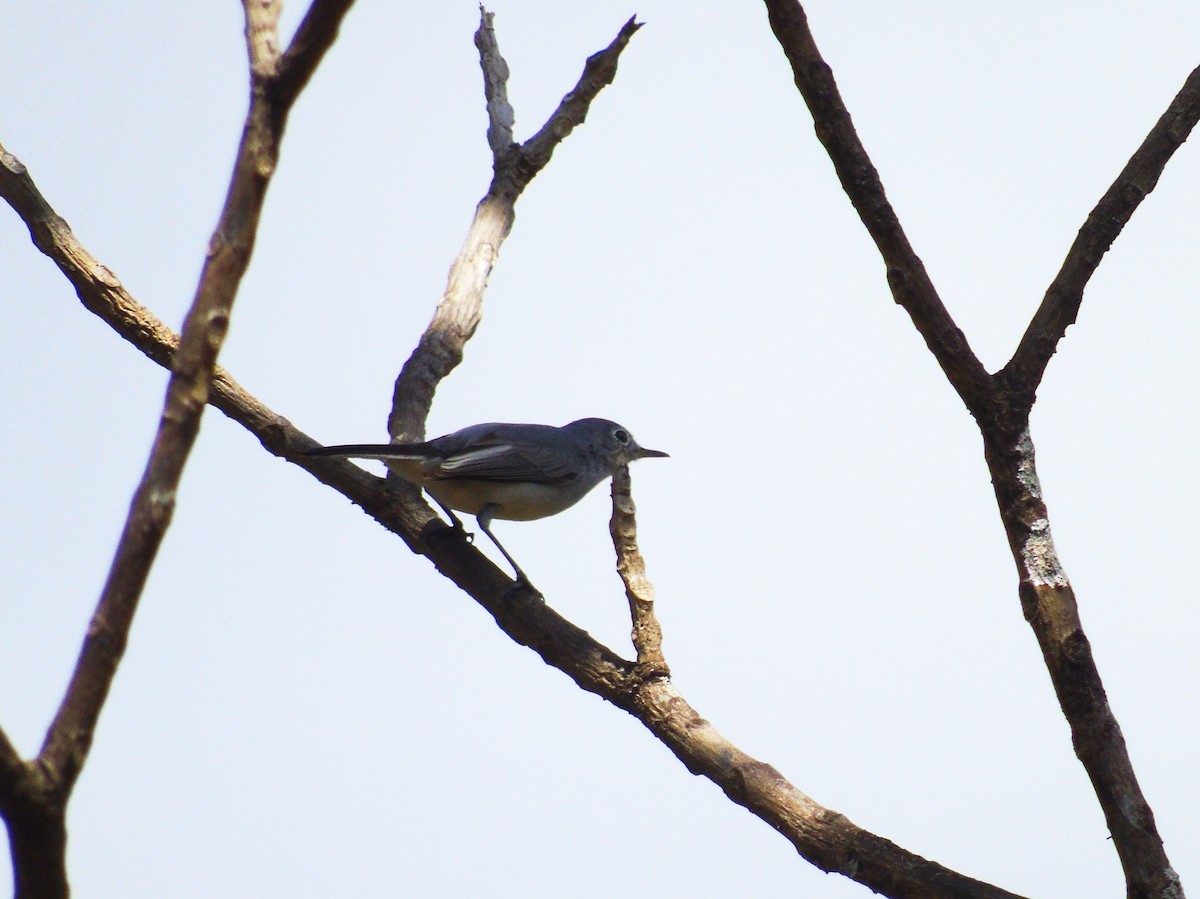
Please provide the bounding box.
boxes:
[275,0,357,108]
[762,0,993,418]
[475,8,516,156]
[1002,65,1200,401]
[609,466,667,675]
[519,16,642,172]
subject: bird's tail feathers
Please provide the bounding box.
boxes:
[306,444,420,461]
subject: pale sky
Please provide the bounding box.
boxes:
[2,3,1198,897]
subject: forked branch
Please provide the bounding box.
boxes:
[763,2,1194,897]
[386,8,643,441]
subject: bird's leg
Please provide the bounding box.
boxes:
[476,505,533,587]
[430,496,473,544]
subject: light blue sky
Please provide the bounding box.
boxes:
[2,3,1198,897]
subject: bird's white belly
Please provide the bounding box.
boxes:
[424,478,593,521]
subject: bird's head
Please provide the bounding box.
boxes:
[566,418,669,467]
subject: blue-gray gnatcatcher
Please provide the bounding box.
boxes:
[308,418,667,583]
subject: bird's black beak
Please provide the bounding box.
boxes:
[635,446,669,460]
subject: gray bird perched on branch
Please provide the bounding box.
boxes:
[307,418,668,584]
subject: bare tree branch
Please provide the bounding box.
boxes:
[275,0,357,108]
[9,6,1189,897]
[0,1,355,894]
[386,9,643,441]
[0,730,18,782]
[518,15,642,172]
[244,0,284,75]
[3,800,67,899]
[1002,65,1200,401]
[0,146,150,342]
[609,466,667,675]
[761,0,993,419]
[37,0,350,796]
[762,2,1191,897]
[1,41,1035,899]
[606,473,1027,897]
[476,8,516,157]
[984,432,1184,899]
[634,679,1027,899]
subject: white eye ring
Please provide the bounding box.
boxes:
[613,428,630,444]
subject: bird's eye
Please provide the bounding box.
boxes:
[613,427,630,444]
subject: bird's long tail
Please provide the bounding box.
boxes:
[306,444,420,460]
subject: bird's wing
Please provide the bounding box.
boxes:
[431,427,577,485]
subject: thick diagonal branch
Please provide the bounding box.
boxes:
[4,8,1072,897]
[4,113,1031,899]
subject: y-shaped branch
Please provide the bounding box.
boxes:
[386,8,642,441]
[763,2,1194,897]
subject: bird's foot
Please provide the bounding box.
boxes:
[502,572,543,602]
[423,518,474,548]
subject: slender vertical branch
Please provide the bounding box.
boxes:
[39,0,353,799]
[609,465,667,676]
[0,2,356,895]
[4,805,68,899]
[3,99,1036,899]
[983,429,1183,899]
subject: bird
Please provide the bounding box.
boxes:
[307,418,668,584]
